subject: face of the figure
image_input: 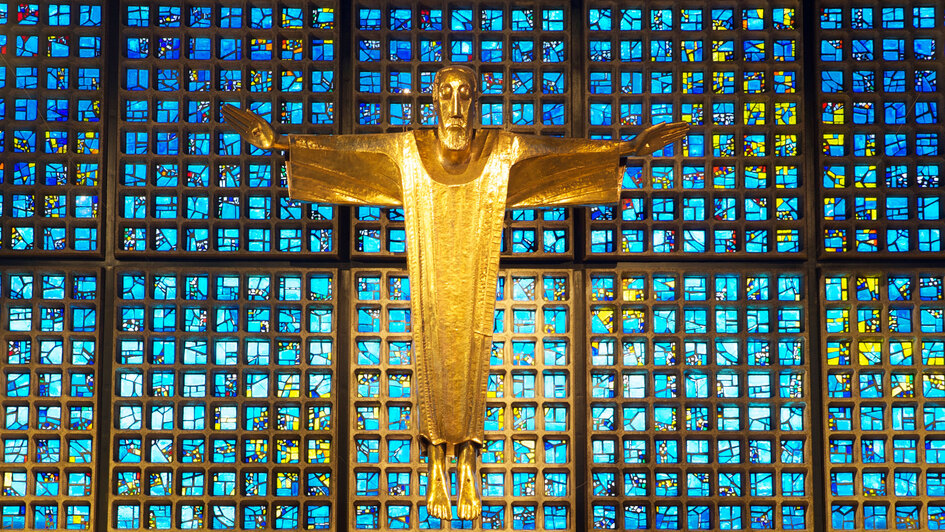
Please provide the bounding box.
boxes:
[434,69,475,151]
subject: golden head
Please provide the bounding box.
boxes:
[432,66,476,151]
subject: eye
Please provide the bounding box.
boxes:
[440,86,452,98]
[459,85,470,97]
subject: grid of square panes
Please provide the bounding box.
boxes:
[818,4,945,256]
[111,269,337,530]
[0,2,103,255]
[584,4,804,258]
[351,270,574,530]
[117,3,339,258]
[0,270,100,529]
[352,3,572,259]
[587,269,810,530]
[823,272,945,530]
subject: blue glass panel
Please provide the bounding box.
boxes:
[118,3,338,257]
[824,271,945,528]
[590,268,809,527]
[587,3,802,258]
[819,2,942,255]
[112,269,335,528]
[0,271,99,527]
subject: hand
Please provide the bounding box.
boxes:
[221,104,288,151]
[620,121,689,156]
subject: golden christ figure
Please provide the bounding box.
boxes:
[223,66,686,521]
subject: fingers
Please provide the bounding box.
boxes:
[663,127,689,141]
[221,106,247,131]
[221,104,244,124]
[221,105,258,133]
[220,103,239,119]
[653,122,689,143]
[643,122,687,137]
[221,105,281,149]
[657,122,689,134]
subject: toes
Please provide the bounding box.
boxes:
[457,503,480,521]
[427,504,448,520]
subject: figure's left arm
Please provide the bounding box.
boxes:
[506,122,688,208]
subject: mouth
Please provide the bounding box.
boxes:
[439,125,471,150]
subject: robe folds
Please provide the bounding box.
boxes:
[287,129,624,449]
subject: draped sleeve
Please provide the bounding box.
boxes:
[506,134,627,208]
[286,133,405,207]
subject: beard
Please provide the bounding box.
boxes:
[439,125,470,151]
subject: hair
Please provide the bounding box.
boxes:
[432,66,477,95]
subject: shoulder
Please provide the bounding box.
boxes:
[482,129,528,153]
[292,132,408,153]
[503,132,570,161]
[412,129,435,141]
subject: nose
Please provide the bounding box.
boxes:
[451,89,463,117]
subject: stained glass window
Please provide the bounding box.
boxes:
[117,3,339,257]
[585,3,804,258]
[352,3,573,259]
[351,270,574,529]
[0,2,104,255]
[110,269,337,529]
[588,269,810,530]
[9,2,945,530]
[818,2,945,256]
[0,270,99,529]
[822,271,945,530]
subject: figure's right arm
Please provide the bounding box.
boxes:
[286,135,404,207]
[222,105,404,207]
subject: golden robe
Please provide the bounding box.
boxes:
[287,129,623,447]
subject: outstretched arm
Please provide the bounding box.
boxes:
[617,121,689,156]
[506,121,689,208]
[220,105,404,207]
[222,104,289,151]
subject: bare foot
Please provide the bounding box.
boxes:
[425,443,451,520]
[456,442,481,520]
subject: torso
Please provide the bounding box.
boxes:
[397,128,516,444]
